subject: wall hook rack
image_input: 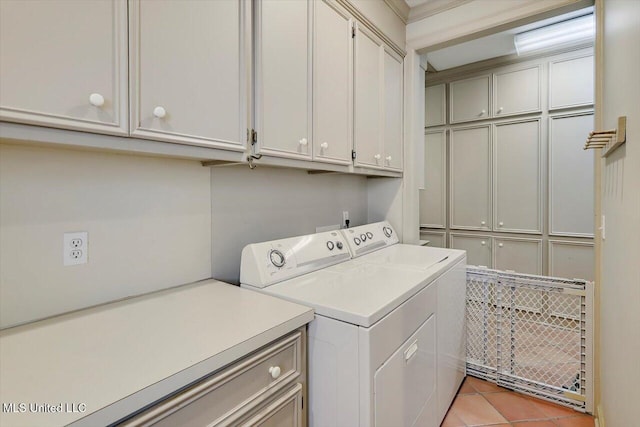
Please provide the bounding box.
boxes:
[583,116,627,157]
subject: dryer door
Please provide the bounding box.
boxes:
[373,314,437,427]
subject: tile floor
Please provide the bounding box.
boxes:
[442,376,595,427]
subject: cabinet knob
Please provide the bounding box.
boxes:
[374,154,381,160]
[481,241,486,246]
[89,93,105,107]
[498,243,504,248]
[499,222,504,227]
[480,109,486,116]
[497,107,504,113]
[299,138,308,146]
[153,106,167,119]
[320,142,329,150]
[481,221,486,226]
[268,366,281,379]
[385,155,392,162]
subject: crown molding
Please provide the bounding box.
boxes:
[408,0,472,23]
[384,0,410,24]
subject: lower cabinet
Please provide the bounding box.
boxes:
[493,236,542,275]
[118,329,305,427]
[449,233,492,268]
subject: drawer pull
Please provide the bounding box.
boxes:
[268,366,281,379]
[153,106,167,119]
[404,340,418,362]
[89,93,105,107]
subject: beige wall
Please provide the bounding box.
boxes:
[210,167,368,284]
[0,144,212,328]
[598,0,640,424]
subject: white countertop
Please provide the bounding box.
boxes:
[0,280,314,427]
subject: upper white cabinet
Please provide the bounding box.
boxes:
[256,0,312,160]
[425,84,446,127]
[494,119,542,234]
[449,76,490,124]
[354,24,384,169]
[549,112,595,237]
[0,0,128,135]
[450,125,492,231]
[383,49,404,171]
[549,54,594,110]
[129,0,247,150]
[420,130,446,228]
[313,0,353,165]
[493,65,541,117]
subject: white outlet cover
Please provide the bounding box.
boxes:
[64,231,88,266]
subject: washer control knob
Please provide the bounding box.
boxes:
[336,241,343,250]
[268,366,281,379]
[366,232,373,239]
[326,241,335,251]
[360,233,367,242]
[354,237,361,246]
[269,249,285,268]
[383,226,393,238]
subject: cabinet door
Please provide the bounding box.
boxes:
[493,65,541,117]
[130,0,247,150]
[449,75,490,124]
[419,130,446,228]
[383,48,404,170]
[256,0,311,160]
[494,119,542,234]
[354,24,384,168]
[494,237,542,275]
[0,0,128,135]
[549,240,594,282]
[313,0,352,165]
[450,126,492,230]
[549,113,595,236]
[420,231,446,248]
[450,234,492,268]
[425,84,446,127]
[549,54,594,110]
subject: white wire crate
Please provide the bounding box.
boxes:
[466,267,593,411]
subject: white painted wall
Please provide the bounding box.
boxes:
[599,0,640,424]
[349,0,406,48]
[211,167,368,284]
[0,144,212,328]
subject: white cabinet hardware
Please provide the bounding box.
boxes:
[89,93,105,107]
[269,366,282,379]
[153,106,166,119]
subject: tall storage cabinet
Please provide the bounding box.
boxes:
[422,48,595,280]
[129,0,248,150]
[0,0,128,135]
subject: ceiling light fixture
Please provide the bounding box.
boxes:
[514,14,595,55]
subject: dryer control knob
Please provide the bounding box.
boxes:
[269,249,285,268]
[336,241,343,250]
[366,232,373,239]
[326,241,335,251]
[354,237,361,245]
[360,233,367,242]
[383,226,393,237]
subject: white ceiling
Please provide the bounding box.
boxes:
[425,6,594,71]
[405,0,434,7]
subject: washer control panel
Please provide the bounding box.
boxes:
[241,230,351,288]
[340,221,399,258]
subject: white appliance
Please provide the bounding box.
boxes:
[342,222,467,424]
[240,224,466,427]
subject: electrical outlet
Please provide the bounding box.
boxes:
[64,232,88,266]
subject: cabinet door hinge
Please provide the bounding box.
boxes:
[352,26,356,38]
[352,150,356,160]
[248,129,257,145]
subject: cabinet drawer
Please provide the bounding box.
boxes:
[119,331,303,427]
[240,383,303,427]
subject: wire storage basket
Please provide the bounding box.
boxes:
[466,267,593,411]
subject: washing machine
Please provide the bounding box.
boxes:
[340,221,467,424]
[240,228,464,427]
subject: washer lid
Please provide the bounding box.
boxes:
[247,262,435,328]
[356,245,466,271]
